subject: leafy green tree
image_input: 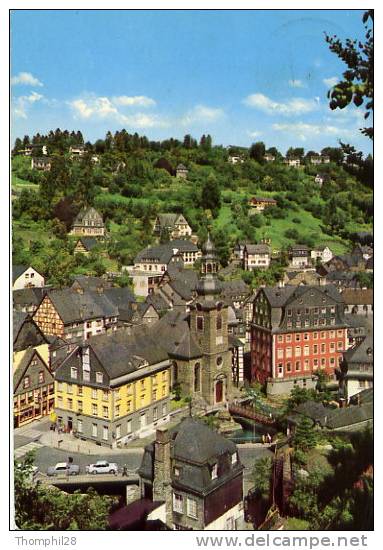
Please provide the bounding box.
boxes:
[253,457,273,499]
[293,416,318,451]
[325,10,373,138]
[14,452,116,530]
[249,142,266,163]
[201,174,221,216]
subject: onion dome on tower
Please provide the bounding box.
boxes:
[196,234,222,297]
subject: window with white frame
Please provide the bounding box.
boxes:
[187,497,197,519]
[211,464,218,480]
[92,423,97,437]
[96,372,103,384]
[231,452,238,465]
[70,367,78,379]
[173,493,183,514]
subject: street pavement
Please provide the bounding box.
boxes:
[14,415,273,484]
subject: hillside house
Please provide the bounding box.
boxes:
[249,197,277,212]
[228,155,244,164]
[288,245,311,269]
[309,155,330,165]
[264,153,275,162]
[31,157,51,171]
[283,158,301,168]
[69,207,105,237]
[74,237,98,256]
[153,213,193,239]
[311,246,333,264]
[176,164,188,179]
[243,244,271,270]
[13,265,45,290]
[69,144,86,157]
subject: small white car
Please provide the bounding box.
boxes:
[86,461,118,475]
[47,462,80,476]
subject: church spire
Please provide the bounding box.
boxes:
[196,233,221,297]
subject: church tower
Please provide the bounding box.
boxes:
[190,235,233,406]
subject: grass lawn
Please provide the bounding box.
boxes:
[11,173,38,190]
[283,517,310,530]
[258,207,349,255]
[12,219,52,245]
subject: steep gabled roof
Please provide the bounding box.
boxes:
[170,330,202,360]
[13,265,28,283]
[43,289,119,324]
[75,237,98,251]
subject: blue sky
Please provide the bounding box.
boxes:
[11,9,372,155]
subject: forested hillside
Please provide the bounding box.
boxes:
[12,129,373,287]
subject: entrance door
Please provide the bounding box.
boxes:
[67,418,73,432]
[215,380,223,403]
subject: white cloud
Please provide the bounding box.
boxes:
[69,97,118,119]
[112,95,156,107]
[12,91,44,118]
[68,94,168,128]
[119,113,169,128]
[11,72,43,87]
[243,93,317,116]
[247,130,262,138]
[323,76,339,88]
[181,104,225,126]
[288,79,306,89]
[272,121,354,141]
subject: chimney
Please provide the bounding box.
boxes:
[153,427,173,527]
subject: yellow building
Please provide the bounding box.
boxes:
[53,331,171,446]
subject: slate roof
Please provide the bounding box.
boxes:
[13,265,28,282]
[294,401,328,422]
[244,244,270,255]
[169,239,199,252]
[13,287,46,310]
[75,237,98,251]
[156,213,179,228]
[325,403,373,429]
[176,164,187,170]
[139,418,242,495]
[13,348,36,390]
[342,289,373,305]
[71,276,112,292]
[170,330,202,360]
[45,289,118,324]
[108,499,164,530]
[72,207,103,226]
[343,334,373,366]
[13,311,28,339]
[145,293,170,312]
[135,244,178,264]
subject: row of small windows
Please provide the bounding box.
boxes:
[286,318,336,328]
[277,356,340,373]
[277,330,344,343]
[276,341,343,358]
[287,306,336,316]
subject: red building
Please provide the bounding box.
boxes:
[250,285,348,396]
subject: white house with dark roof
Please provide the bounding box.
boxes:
[69,207,105,237]
[13,265,45,290]
[311,245,333,264]
[153,213,193,239]
[243,244,271,270]
[176,164,188,179]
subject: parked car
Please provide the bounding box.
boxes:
[86,461,119,475]
[47,462,80,476]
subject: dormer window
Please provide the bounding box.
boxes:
[96,372,103,384]
[71,367,78,379]
[174,467,180,477]
[211,463,218,480]
[231,452,238,465]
